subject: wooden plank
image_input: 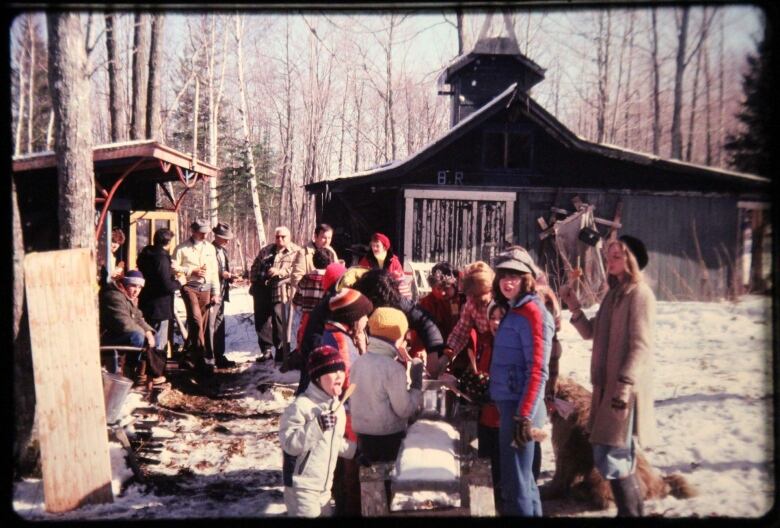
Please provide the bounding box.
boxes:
[465,458,495,516]
[24,248,114,512]
[360,462,392,517]
[404,188,516,202]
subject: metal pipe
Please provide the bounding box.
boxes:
[94,158,145,243]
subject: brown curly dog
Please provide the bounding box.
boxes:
[541,377,696,510]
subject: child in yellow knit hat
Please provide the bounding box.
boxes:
[349,307,425,463]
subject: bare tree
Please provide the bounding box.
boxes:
[47,12,96,250]
[14,25,26,156]
[595,11,611,143]
[105,11,126,141]
[235,14,267,247]
[146,13,165,140]
[650,8,662,155]
[670,7,690,159]
[206,15,229,226]
[27,18,36,153]
[130,12,150,139]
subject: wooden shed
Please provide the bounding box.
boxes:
[305,37,771,301]
[13,140,219,274]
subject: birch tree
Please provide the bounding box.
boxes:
[235,14,267,247]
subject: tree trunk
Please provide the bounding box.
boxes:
[146,13,164,141]
[703,29,713,165]
[47,12,96,252]
[45,109,54,150]
[105,11,125,142]
[685,32,703,162]
[353,79,364,172]
[595,11,611,144]
[14,38,25,156]
[456,8,464,55]
[27,19,35,153]
[235,14,267,247]
[12,176,37,477]
[670,6,690,160]
[130,12,150,140]
[650,8,662,155]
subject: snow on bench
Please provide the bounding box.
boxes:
[394,419,460,482]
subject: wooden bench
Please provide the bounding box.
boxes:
[359,403,495,516]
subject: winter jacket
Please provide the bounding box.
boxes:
[570,280,657,448]
[279,381,357,493]
[489,292,554,429]
[321,321,360,442]
[250,242,302,303]
[99,282,154,338]
[290,242,339,289]
[213,242,232,302]
[358,249,404,280]
[137,244,182,321]
[172,237,221,294]
[398,296,445,355]
[350,337,423,436]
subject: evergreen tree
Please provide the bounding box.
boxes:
[724,20,775,178]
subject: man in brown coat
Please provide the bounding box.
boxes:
[250,226,301,362]
[560,235,656,517]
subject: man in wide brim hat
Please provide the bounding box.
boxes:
[207,222,237,368]
[212,222,234,240]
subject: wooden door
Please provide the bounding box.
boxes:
[404,189,515,269]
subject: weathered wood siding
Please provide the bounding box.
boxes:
[410,197,506,268]
[514,189,740,301]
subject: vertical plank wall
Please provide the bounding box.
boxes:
[24,248,113,512]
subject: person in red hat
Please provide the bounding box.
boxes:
[321,287,374,516]
[358,232,404,281]
[280,345,357,517]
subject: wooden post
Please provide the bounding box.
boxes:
[24,248,114,512]
[460,457,495,516]
[359,462,392,516]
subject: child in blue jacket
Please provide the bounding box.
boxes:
[490,248,554,517]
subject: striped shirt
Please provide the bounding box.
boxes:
[292,270,326,313]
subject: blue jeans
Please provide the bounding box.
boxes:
[592,408,636,480]
[496,400,542,517]
[102,331,145,374]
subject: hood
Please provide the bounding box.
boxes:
[366,336,399,359]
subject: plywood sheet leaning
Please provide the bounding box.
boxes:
[24,248,114,512]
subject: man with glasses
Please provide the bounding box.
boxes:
[249,226,301,362]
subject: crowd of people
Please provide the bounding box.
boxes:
[97,220,655,519]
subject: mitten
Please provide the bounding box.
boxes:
[409,358,424,390]
[558,284,581,312]
[513,415,533,445]
[611,381,633,410]
[317,410,338,431]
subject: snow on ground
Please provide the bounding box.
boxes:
[12,286,775,519]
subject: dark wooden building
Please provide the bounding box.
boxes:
[306,36,771,301]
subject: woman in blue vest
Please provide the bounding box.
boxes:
[489,248,554,516]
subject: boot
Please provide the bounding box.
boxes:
[609,473,644,517]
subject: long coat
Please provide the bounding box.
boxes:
[571,280,657,448]
[137,245,182,321]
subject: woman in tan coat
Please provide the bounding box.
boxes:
[559,235,656,517]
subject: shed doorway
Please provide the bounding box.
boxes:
[403,189,515,269]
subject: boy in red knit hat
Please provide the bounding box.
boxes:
[321,287,374,516]
[280,345,357,517]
